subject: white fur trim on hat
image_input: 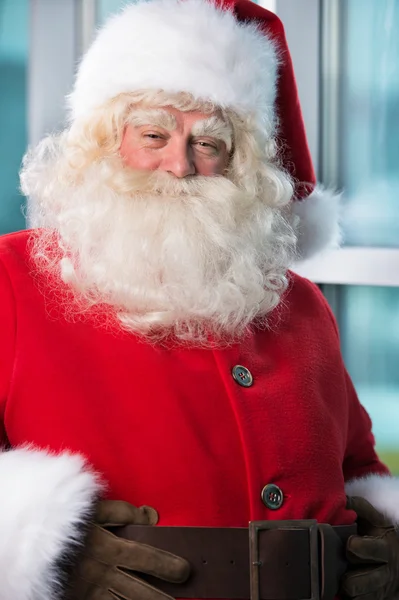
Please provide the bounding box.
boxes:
[68,0,278,133]
[292,186,342,260]
[345,474,399,524]
[0,447,101,600]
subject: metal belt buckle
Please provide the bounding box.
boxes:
[249,519,320,600]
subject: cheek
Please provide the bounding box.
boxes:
[216,152,230,174]
[120,131,159,171]
[197,151,230,176]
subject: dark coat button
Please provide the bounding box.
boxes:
[232,365,253,387]
[261,484,284,509]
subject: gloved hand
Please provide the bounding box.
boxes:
[67,500,191,600]
[341,495,399,600]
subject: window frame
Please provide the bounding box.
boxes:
[276,0,399,287]
[29,0,96,145]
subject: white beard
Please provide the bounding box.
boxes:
[24,141,296,345]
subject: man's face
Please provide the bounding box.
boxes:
[26,100,294,343]
[119,106,231,178]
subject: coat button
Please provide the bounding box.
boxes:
[261,484,284,510]
[232,365,253,387]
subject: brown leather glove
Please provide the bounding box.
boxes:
[67,500,190,600]
[341,496,399,600]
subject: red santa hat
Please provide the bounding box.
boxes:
[68,0,340,259]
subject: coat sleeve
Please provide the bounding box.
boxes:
[343,366,399,523]
[312,281,399,523]
[0,252,101,600]
[342,368,390,481]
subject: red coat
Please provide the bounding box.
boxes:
[0,230,389,528]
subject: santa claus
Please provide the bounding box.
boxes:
[0,1,398,599]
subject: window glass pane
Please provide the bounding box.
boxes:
[96,0,127,24]
[96,0,276,22]
[257,0,276,10]
[340,0,399,247]
[0,0,28,234]
[339,285,399,474]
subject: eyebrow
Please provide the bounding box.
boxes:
[191,116,233,152]
[127,109,233,151]
[127,109,177,131]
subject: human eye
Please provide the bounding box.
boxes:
[140,129,167,146]
[144,133,163,140]
[141,130,164,140]
[192,139,219,154]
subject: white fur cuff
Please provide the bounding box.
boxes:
[0,447,101,600]
[345,474,399,524]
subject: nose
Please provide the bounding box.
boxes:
[160,140,195,178]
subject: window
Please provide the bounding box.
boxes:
[0,0,29,234]
[286,0,399,473]
[340,0,399,248]
[329,0,399,474]
[1,0,82,233]
[96,0,127,24]
[339,285,399,474]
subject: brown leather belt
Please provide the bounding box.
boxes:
[116,520,356,600]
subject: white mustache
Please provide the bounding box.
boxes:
[107,163,237,200]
